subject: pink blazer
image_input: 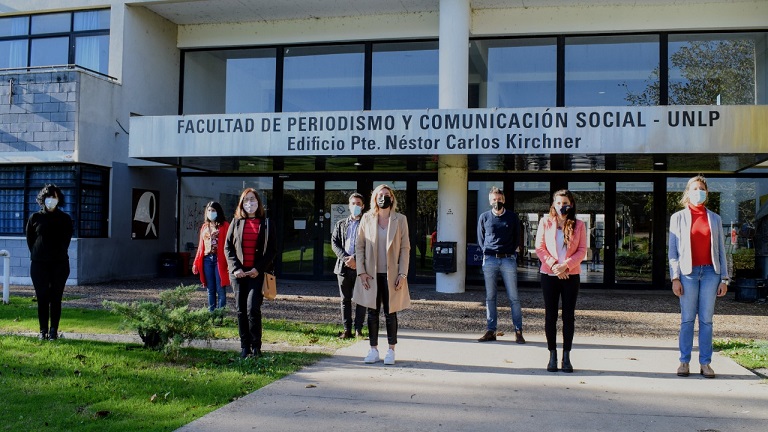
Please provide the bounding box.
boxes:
[535,216,588,275]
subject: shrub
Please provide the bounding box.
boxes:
[103,284,221,358]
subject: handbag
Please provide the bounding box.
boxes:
[261,218,277,300]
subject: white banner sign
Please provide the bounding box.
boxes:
[129,106,768,158]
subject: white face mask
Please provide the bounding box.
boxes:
[350,204,362,217]
[689,190,707,206]
[243,201,258,214]
[44,197,58,211]
[207,211,217,221]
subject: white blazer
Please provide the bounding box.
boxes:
[668,207,728,280]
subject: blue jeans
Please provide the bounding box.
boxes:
[678,265,719,365]
[482,256,522,332]
[203,254,226,312]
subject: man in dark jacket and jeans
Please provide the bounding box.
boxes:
[331,192,367,339]
[477,186,525,344]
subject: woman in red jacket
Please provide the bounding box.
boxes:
[193,201,231,321]
[535,189,587,373]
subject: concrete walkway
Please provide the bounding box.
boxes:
[177,330,768,432]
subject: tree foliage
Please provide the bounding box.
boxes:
[626,39,755,106]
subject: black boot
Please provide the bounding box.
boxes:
[48,328,58,341]
[562,350,574,373]
[39,331,48,340]
[547,350,558,372]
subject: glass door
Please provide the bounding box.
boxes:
[415,181,437,277]
[568,182,606,284]
[281,181,315,276]
[615,182,654,284]
[514,181,551,283]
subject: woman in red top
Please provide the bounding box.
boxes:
[669,175,729,378]
[225,188,276,359]
[192,201,231,320]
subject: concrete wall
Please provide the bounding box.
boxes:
[77,73,119,167]
[0,237,78,285]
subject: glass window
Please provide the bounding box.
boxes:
[0,16,29,37]
[183,49,276,114]
[31,13,70,34]
[566,35,659,106]
[30,37,69,66]
[371,41,438,109]
[75,35,109,73]
[0,165,108,237]
[669,33,766,105]
[73,10,110,31]
[514,181,551,282]
[615,182,653,284]
[0,40,28,69]
[0,11,109,73]
[471,38,557,108]
[282,44,364,112]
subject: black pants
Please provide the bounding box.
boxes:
[232,274,264,351]
[30,260,70,333]
[541,273,580,351]
[368,273,397,347]
[338,271,366,332]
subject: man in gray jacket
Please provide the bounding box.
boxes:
[331,192,367,339]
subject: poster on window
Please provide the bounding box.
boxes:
[132,189,159,240]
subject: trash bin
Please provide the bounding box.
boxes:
[178,252,191,276]
[733,278,765,303]
[433,242,457,273]
[159,252,178,278]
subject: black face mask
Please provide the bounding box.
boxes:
[492,201,504,211]
[377,195,392,209]
[559,205,572,215]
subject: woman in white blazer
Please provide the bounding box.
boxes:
[353,184,410,366]
[668,175,729,379]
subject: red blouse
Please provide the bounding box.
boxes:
[689,204,712,267]
[242,218,261,268]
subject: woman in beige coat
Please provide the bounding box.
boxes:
[354,184,411,365]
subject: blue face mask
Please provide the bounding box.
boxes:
[350,204,362,217]
[689,190,707,206]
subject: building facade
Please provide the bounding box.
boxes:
[1,0,767,291]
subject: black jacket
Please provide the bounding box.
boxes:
[331,216,360,276]
[224,217,277,275]
[25,209,73,263]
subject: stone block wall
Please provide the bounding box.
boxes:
[0,70,78,154]
[0,237,78,285]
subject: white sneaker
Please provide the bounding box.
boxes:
[364,348,380,364]
[384,349,395,365]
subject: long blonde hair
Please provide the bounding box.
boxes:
[367,184,398,215]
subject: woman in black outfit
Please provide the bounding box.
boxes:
[225,188,276,359]
[25,184,73,340]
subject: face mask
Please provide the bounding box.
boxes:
[377,195,392,209]
[207,211,217,221]
[44,197,58,211]
[689,190,707,206]
[558,205,572,216]
[350,204,362,217]
[492,201,504,211]
[243,201,258,214]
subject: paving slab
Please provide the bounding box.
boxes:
[177,330,768,432]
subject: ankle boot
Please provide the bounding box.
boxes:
[561,350,574,373]
[547,350,558,372]
[48,328,58,341]
[39,331,48,340]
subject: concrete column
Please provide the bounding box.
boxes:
[436,0,470,293]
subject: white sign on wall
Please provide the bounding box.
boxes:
[129,106,768,159]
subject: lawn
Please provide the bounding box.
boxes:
[0,335,323,431]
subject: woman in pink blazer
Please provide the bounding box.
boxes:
[535,189,587,373]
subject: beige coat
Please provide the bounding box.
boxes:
[352,211,411,313]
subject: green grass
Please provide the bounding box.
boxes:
[0,297,352,350]
[0,335,323,432]
[714,338,768,371]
